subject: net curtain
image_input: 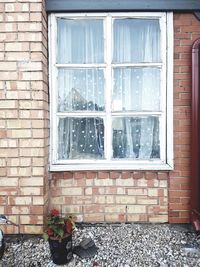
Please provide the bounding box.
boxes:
[56,17,161,160]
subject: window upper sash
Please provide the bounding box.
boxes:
[46,0,200,12]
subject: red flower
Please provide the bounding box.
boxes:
[47,228,54,236]
[65,220,73,235]
[50,208,59,217]
[43,209,75,241]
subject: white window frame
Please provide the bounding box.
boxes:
[48,12,173,171]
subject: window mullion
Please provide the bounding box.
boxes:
[105,15,112,161]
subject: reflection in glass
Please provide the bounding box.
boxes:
[57,18,104,64]
[58,117,104,160]
[112,67,160,112]
[113,19,160,63]
[112,117,160,159]
[58,69,105,112]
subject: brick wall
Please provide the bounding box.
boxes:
[0,0,49,234]
[169,13,200,223]
[50,171,168,223]
[50,14,200,224]
[1,7,200,233]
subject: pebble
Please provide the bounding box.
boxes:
[1,223,200,267]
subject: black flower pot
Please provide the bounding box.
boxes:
[48,235,73,265]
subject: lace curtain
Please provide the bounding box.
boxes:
[57,17,161,160]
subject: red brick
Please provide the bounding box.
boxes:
[91,188,99,195]
[174,15,192,26]
[0,197,6,205]
[158,172,169,180]
[169,211,180,217]
[63,172,73,179]
[133,171,144,179]
[74,172,85,179]
[51,172,63,179]
[180,198,190,204]
[118,214,126,222]
[191,34,200,41]
[145,172,158,180]
[0,130,7,138]
[169,190,190,198]
[110,171,121,179]
[169,217,189,223]
[169,203,190,210]
[0,188,18,195]
[30,206,44,215]
[191,18,200,26]
[174,33,191,40]
[98,172,109,179]
[181,25,200,33]
[179,211,190,218]
[121,171,131,179]
[86,172,97,179]
[169,182,181,190]
[181,183,191,190]
[170,197,181,203]
[175,46,191,53]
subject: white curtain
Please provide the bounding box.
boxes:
[57,18,105,160]
[57,17,161,160]
[112,18,161,159]
[58,117,104,160]
[113,18,160,63]
[57,18,104,64]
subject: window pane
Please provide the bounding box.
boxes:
[113,19,160,63]
[58,69,105,112]
[112,67,160,112]
[57,18,104,64]
[58,117,104,160]
[112,117,160,159]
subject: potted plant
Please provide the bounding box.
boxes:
[43,208,75,265]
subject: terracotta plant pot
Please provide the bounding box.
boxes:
[48,235,73,265]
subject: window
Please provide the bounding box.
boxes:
[49,12,173,171]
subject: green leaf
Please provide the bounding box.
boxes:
[43,233,49,241]
[56,228,64,238]
[51,224,64,237]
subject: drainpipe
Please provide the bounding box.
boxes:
[191,38,200,231]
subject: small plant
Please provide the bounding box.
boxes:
[43,208,75,241]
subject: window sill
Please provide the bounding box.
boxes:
[49,161,173,171]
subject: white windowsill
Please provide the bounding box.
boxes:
[49,161,173,171]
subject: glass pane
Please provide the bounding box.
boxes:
[112,67,160,112]
[57,18,104,64]
[58,117,104,160]
[58,69,105,112]
[113,19,160,63]
[112,117,160,159]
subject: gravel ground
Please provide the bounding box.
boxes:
[2,223,200,267]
